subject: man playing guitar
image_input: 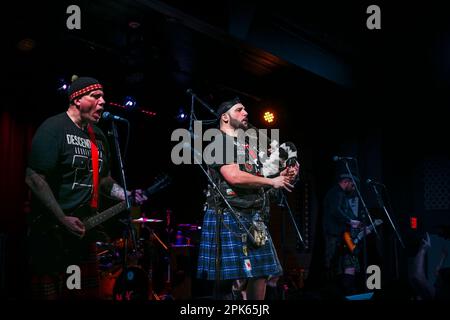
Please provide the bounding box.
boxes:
[25,76,147,299]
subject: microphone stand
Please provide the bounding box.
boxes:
[187,141,258,299]
[371,184,405,248]
[189,94,195,132]
[278,188,305,299]
[110,119,136,270]
[185,92,255,299]
[279,190,305,247]
[185,90,282,247]
[186,89,217,117]
[370,183,405,280]
[342,160,378,287]
[186,89,222,298]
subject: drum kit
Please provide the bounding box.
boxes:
[96,210,200,300]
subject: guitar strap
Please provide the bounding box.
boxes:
[87,124,99,209]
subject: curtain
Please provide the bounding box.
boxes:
[0,111,36,298]
[0,111,35,229]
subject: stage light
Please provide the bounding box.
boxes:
[410,217,418,229]
[123,96,137,110]
[57,78,69,92]
[128,21,141,29]
[176,108,188,122]
[263,111,275,123]
[17,38,35,52]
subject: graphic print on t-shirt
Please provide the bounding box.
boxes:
[66,133,104,190]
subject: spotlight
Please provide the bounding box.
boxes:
[263,111,275,123]
[17,38,36,52]
[128,21,141,29]
[57,78,69,92]
[123,96,137,110]
[176,108,188,122]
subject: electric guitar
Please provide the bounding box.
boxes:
[33,174,171,240]
[343,219,383,253]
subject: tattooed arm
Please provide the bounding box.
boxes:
[98,175,127,200]
[25,167,85,236]
[99,175,118,198]
[111,183,127,201]
[99,175,147,204]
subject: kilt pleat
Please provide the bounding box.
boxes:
[197,209,282,280]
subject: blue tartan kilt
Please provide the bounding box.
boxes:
[196,208,283,280]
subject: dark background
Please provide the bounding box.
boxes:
[2,0,450,299]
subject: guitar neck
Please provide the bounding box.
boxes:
[82,175,170,231]
[356,221,382,242]
[83,201,127,231]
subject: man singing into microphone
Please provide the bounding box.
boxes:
[196,97,299,300]
[25,76,147,299]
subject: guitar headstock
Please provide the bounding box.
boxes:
[144,173,172,196]
[374,219,383,226]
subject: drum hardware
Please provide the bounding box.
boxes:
[177,223,201,231]
[112,266,150,301]
[97,249,109,256]
[132,217,163,223]
[148,227,169,251]
[99,211,199,300]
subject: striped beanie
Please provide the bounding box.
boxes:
[68,76,103,101]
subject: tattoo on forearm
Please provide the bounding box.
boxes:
[25,167,66,221]
[110,183,126,201]
[99,176,115,196]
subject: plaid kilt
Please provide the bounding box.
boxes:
[340,228,360,273]
[324,234,360,275]
[197,208,282,280]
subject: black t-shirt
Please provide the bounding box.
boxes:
[323,185,360,236]
[28,112,110,213]
[206,131,267,211]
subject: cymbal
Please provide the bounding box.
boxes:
[170,244,195,248]
[177,223,201,230]
[132,217,163,223]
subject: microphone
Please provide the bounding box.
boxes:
[366,178,385,187]
[333,155,355,161]
[102,111,128,122]
[185,89,218,117]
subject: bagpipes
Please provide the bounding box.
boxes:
[259,139,298,178]
[243,123,298,178]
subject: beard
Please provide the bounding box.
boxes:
[345,187,356,195]
[229,116,248,130]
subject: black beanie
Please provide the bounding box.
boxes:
[68,76,103,101]
[216,97,241,119]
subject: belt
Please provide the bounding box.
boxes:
[205,206,259,216]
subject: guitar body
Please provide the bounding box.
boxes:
[29,174,171,263]
[29,205,102,266]
[342,219,383,254]
[343,231,357,253]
